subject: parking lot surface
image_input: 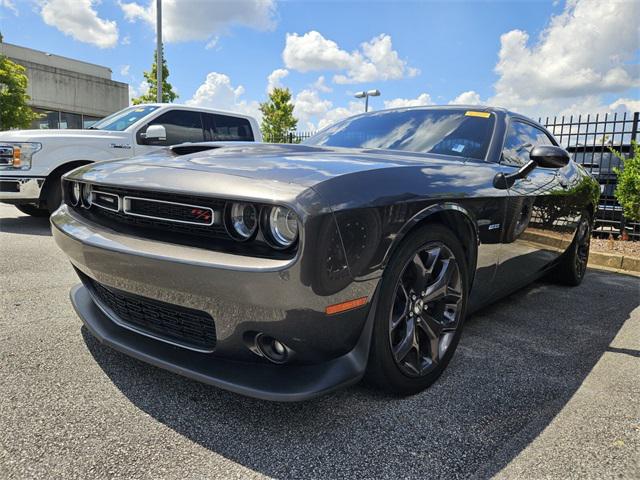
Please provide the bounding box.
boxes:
[1,204,638,479]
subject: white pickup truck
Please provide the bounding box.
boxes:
[0,104,262,216]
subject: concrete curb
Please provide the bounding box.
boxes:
[589,250,640,273]
[520,230,640,273]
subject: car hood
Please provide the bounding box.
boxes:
[106,143,449,187]
[0,129,127,142]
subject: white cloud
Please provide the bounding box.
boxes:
[128,80,149,102]
[120,64,130,76]
[121,35,131,45]
[40,0,118,48]
[449,90,483,106]
[317,101,364,130]
[293,89,333,130]
[608,98,640,114]
[490,0,639,115]
[205,36,220,50]
[283,31,418,84]
[266,68,289,93]
[312,76,332,93]
[186,72,260,120]
[1,0,17,15]
[384,93,433,109]
[119,0,276,43]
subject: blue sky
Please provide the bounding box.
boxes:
[1,0,638,129]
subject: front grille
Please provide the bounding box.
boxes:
[85,275,216,352]
[75,184,229,240]
[124,196,216,225]
[64,181,297,259]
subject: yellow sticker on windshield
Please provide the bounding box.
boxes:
[465,111,491,118]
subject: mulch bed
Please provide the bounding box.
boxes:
[591,237,640,258]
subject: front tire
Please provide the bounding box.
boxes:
[15,204,49,217]
[366,224,469,396]
[45,175,63,214]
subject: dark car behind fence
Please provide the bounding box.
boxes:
[267,111,640,240]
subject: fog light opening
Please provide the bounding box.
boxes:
[256,334,289,364]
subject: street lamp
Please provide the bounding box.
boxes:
[156,0,163,103]
[354,89,381,112]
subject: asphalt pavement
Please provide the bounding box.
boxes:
[1,203,638,479]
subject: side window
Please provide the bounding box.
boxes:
[138,110,204,146]
[203,113,254,141]
[502,121,553,166]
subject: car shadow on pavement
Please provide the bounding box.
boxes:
[82,269,639,479]
[0,215,51,236]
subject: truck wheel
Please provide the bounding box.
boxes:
[16,204,49,217]
[45,176,63,214]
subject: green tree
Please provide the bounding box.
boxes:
[131,46,178,104]
[259,87,298,143]
[0,54,38,130]
[611,141,640,222]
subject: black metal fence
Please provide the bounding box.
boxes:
[273,111,640,239]
[539,111,639,239]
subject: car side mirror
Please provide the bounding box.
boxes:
[530,145,570,168]
[142,124,167,143]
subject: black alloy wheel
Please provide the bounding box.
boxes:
[367,224,468,395]
[574,217,591,280]
[389,243,463,377]
[553,211,592,286]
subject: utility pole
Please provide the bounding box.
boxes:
[156,0,163,103]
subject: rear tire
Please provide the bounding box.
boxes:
[553,212,592,286]
[15,204,49,217]
[366,224,469,396]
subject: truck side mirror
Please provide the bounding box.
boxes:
[143,124,167,143]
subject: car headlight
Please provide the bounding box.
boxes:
[228,202,258,239]
[70,181,81,206]
[0,142,42,169]
[267,206,299,248]
[81,183,92,208]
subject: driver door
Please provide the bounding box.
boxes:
[494,120,571,291]
[134,109,205,156]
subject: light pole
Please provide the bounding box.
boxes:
[354,89,380,112]
[156,0,163,103]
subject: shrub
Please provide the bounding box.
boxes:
[611,141,640,223]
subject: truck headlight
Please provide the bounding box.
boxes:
[0,142,42,169]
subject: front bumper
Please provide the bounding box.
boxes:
[0,176,44,203]
[52,204,379,401]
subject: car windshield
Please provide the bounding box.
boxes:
[305,108,496,160]
[89,105,160,131]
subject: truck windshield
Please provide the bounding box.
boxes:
[90,105,160,131]
[304,108,495,160]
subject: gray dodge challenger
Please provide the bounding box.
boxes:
[52,106,599,401]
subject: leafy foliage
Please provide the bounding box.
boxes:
[259,88,298,143]
[131,46,178,105]
[0,54,39,129]
[611,141,640,222]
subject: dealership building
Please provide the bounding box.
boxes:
[1,42,128,129]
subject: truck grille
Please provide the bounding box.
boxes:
[84,275,217,352]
